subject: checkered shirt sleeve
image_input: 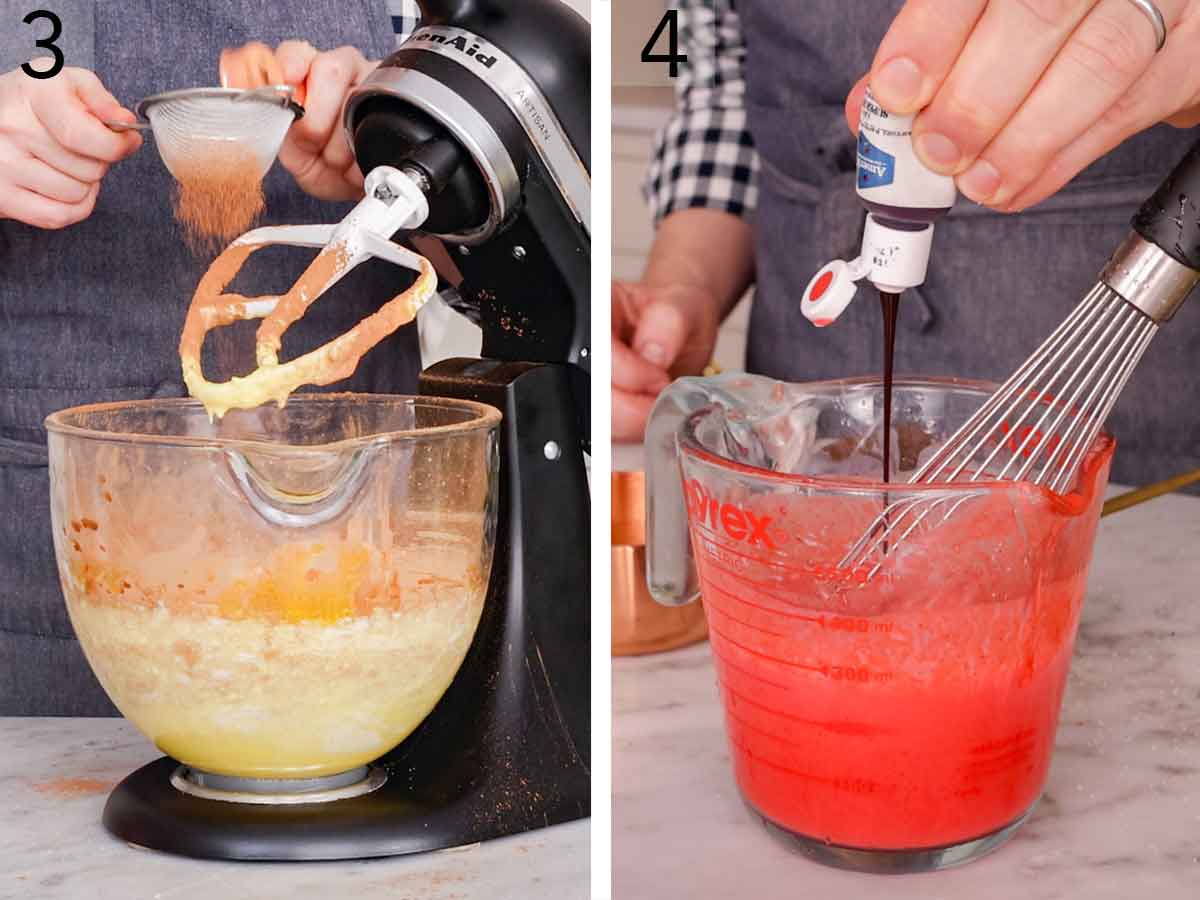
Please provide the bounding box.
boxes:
[643,0,759,223]
[387,0,422,46]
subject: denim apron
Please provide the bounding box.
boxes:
[0,1,417,714]
[738,0,1200,491]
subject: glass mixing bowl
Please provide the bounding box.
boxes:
[46,394,499,780]
[646,375,1114,872]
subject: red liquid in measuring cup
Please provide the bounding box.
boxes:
[685,467,1109,851]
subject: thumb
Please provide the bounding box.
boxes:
[66,70,141,155]
[632,298,689,371]
[68,69,125,119]
[844,72,869,135]
[613,339,670,396]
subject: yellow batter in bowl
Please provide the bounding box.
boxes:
[61,524,485,778]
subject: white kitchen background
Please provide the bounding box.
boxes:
[612,0,752,373]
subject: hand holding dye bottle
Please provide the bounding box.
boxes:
[801,89,957,325]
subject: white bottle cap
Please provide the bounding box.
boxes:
[801,214,936,326]
[802,259,866,327]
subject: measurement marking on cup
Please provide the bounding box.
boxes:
[706,616,897,685]
[702,569,827,625]
[703,594,791,638]
[719,680,897,737]
[704,585,897,644]
[726,730,896,795]
[826,665,894,684]
[692,522,876,585]
[691,523,792,568]
[713,650,789,690]
[829,616,895,635]
[698,562,898,634]
[698,561,825,619]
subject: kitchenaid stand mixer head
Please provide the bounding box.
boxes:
[345,0,590,447]
[101,0,590,861]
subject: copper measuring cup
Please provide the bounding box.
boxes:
[612,467,706,656]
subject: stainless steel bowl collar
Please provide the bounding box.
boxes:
[344,25,590,243]
[405,26,590,233]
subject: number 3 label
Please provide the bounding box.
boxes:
[21,10,65,80]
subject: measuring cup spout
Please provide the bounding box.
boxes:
[223,441,381,528]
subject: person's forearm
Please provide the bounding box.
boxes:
[642,208,755,323]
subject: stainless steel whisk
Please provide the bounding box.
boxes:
[842,140,1200,578]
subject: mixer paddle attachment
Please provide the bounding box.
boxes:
[179,165,436,419]
[840,136,1200,579]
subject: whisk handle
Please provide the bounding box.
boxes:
[1133,139,1200,272]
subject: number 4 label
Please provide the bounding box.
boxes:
[641,10,687,78]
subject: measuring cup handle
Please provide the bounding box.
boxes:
[644,376,728,607]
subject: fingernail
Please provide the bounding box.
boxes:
[914,132,961,173]
[873,57,923,109]
[957,159,1001,203]
[638,341,669,368]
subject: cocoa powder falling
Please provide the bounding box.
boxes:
[172,144,266,255]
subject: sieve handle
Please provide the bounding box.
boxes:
[103,120,150,132]
[1133,137,1200,272]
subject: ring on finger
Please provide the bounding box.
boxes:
[1125,0,1168,51]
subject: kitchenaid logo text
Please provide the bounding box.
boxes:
[412,32,498,68]
[685,480,775,550]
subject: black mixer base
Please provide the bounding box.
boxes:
[102,359,591,861]
[103,753,583,861]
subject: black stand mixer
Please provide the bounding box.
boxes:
[101,0,590,860]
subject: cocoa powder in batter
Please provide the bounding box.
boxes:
[172,145,265,254]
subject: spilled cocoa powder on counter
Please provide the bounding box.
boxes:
[172,143,266,255]
[32,777,113,798]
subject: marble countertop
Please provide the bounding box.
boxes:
[612,443,644,473]
[0,718,588,900]
[614,488,1200,898]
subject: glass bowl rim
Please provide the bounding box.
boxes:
[44,392,501,453]
[678,374,1115,497]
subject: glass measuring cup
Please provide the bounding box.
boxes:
[46,394,499,781]
[645,374,1114,872]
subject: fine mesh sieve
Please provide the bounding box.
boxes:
[133,86,304,179]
